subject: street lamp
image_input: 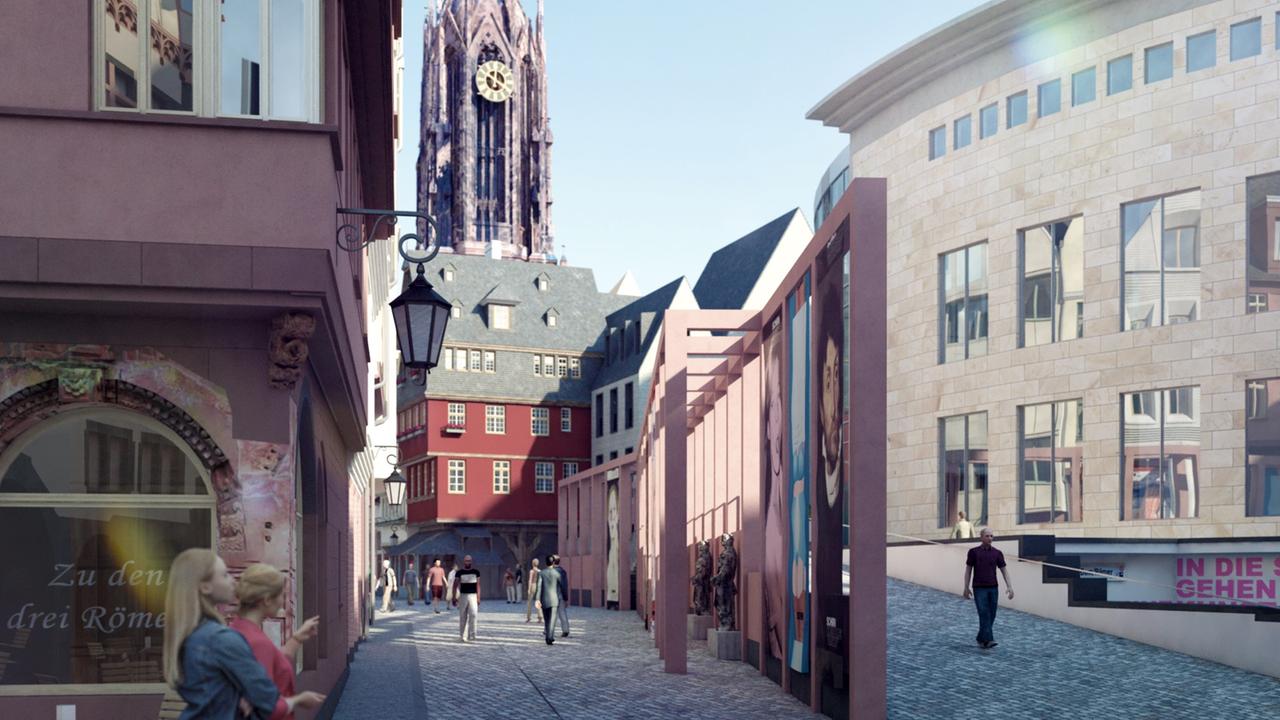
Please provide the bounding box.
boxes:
[384,465,407,506]
[390,531,399,545]
[336,208,452,380]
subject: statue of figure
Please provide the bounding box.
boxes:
[690,540,712,615]
[713,533,738,630]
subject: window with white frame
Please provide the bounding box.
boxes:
[490,304,511,329]
[570,358,581,378]
[483,350,496,373]
[560,407,572,432]
[470,350,482,371]
[542,355,555,376]
[447,459,465,493]
[447,402,465,426]
[455,348,468,371]
[556,356,567,378]
[535,462,554,493]
[485,405,505,434]
[444,348,454,370]
[531,407,550,436]
[96,0,320,121]
[492,460,511,494]
[563,461,579,478]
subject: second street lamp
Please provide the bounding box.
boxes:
[383,466,407,506]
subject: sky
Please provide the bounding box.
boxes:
[394,1,990,295]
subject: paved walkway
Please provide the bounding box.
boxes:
[334,581,1280,719]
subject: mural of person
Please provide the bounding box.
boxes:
[606,480,620,608]
[762,321,788,667]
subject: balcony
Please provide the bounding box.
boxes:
[443,422,466,435]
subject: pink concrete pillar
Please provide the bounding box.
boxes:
[660,330,688,674]
[849,178,888,719]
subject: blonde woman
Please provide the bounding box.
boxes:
[163,549,324,719]
[231,564,321,719]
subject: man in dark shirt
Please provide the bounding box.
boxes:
[963,527,1014,649]
[452,555,482,642]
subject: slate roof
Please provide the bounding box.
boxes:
[593,276,688,389]
[693,209,801,310]
[403,254,631,404]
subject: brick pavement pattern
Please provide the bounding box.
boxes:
[335,579,1280,719]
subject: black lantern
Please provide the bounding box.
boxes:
[390,531,400,545]
[390,265,451,372]
[384,467,406,506]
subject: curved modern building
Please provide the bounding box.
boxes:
[810,0,1279,585]
[813,146,851,229]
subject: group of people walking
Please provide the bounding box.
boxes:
[374,554,570,645]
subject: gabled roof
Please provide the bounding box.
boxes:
[609,270,641,296]
[693,209,802,310]
[593,276,692,388]
[481,281,522,306]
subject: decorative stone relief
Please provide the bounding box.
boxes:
[268,313,316,390]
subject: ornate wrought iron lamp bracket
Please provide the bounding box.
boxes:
[335,207,442,271]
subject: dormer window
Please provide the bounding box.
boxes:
[442,264,457,282]
[450,300,462,319]
[536,272,550,292]
[546,308,559,328]
[490,304,511,330]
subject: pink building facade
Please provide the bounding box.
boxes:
[559,180,889,719]
[0,2,400,718]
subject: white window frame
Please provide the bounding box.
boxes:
[1247,380,1268,420]
[492,460,511,494]
[483,350,496,373]
[443,347,453,370]
[560,407,572,432]
[534,462,554,493]
[543,356,555,376]
[533,354,541,376]
[570,358,581,378]
[563,461,579,478]
[447,402,465,426]
[470,349,482,371]
[93,0,322,122]
[490,304,512,330]
[485,405,505,434]
[447,459,465,494]
[531,407,550,436]
[557,356,567,378]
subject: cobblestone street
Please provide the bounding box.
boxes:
[334,580,1280,720]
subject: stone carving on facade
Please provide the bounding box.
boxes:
[268,313,316,390]
[713,534,738,630]
[690,539,712,615]
[57,367,102,401]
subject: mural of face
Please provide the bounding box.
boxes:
[766,359,783,479]
[821,335,841,508]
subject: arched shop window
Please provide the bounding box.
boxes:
[0,408,215,688]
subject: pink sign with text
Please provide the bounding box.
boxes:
[1174,556,1280,608]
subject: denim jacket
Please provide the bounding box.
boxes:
[177,619,287,720]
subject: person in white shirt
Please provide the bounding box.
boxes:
[379,559,397,613]
[952,511,975,539]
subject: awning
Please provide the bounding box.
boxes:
[455,526,492,539]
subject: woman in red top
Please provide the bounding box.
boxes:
[231,563,320,719]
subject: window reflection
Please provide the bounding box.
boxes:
[1021,217,1084,346]
[1020,400,1082,523]
[148,0,195,111]
[1122,190,1200,330]
[221,0,263,116]
[1246,377,1280,516]
[270,0,307,119]
[940,413,987,527]
[939,244,987,362]
[1122,387,1200,519]
[104,0,142,108]
[1245,172,1280,315]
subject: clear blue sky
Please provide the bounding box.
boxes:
[394,1,989,295]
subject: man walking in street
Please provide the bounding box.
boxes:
[962,527,1014,649]
[534,554,561,645]
[552,554,570,638]
[427,558,447,614]
[452,555,482,642]
[445,564,458,610]
[379,559,397,614]
[403,560,420,607]
[524,558,541,623]
[951,510,975,539]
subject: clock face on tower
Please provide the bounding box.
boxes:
[475,60,514,103]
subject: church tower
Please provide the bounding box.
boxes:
[418,0,555,262]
